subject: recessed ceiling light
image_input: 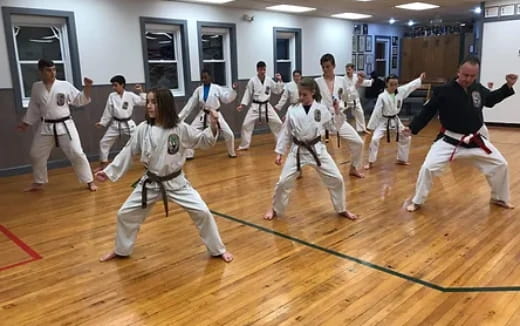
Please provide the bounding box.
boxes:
[332,12,373,20]
[396,2,440,11]
[473,7,482,14]
[356,0,373,2]
[186,0,234,3]
[389,18,396,24]
[407,20,415,26]
[266,4,316,13]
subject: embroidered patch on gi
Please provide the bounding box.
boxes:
[167,134,180,155]
[472,91,482,108]
[314,109,321,122]
[56,93,66,106]
[122,101,129,110]
[265,86,270,95]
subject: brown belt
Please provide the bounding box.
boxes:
[293,136,322,171]
[141,170,182,216]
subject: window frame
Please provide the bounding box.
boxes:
[2,7,82,112]
[140,17,191,99]
[273,27,302,82]
[197,21,237,87]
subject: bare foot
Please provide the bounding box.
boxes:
[24,183,44,192]
[364,162,373,170]
[264,208,277,220]
[88,182,98,192]
[228,154,238,158]
[99,251,124,262]
[236,147,248,151]
[218,251,234,263]
[349,167,365,178]
[339,210,358,220]
[406,201,421,212]
[490,199,515,209]
[396,160,410,166]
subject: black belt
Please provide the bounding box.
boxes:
[441,133,491,161]
[293,136,322,171]
[253,100,269,123]
[202,108,220,129]
[113,117,131,122]
[43,116,72,147]
[442,135,485,149]
[383,114,399,143]
[141,169,182,217]
[113,117,132,138]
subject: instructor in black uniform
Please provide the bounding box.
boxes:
[403,56,518,211]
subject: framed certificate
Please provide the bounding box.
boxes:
[391,55,398,69]
[365,35,372,52]
[357,54,365,70]
[358,35,365,52]
[485,6,499,17]
[500,4,515,16]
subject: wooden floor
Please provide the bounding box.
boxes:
[3,121,520,325]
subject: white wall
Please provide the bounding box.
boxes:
[0,0,354,88]
[367,23,404,76]
[480,20,520,123]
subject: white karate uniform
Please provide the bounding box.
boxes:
[23,79,93,184]
[315,76,364,170]
[275,81,299,111]
[237,76,284,149]
[366,78,422,164]
[179,83,237,158]
[272,100,347,215]
[103,121,227,257]
[411,128,509,205]
[343,73,372,132]
[98,91,146,162]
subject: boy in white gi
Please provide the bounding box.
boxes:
[179,69,238,159]
[264,78,358,221]
[343,63,373,132]
[96,88,233,263]
[275,70,302,111]
[16,59,97,192]
[403,57,517,212]
[315,54,365,178]
[365,73,425,169]
[236,61,284,150]
[95,75,146,170]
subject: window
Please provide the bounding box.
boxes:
[140,18,190,97]
[201,29,228,86]
[145,24,185,95]
[2,8,81,111]
[273,28,302,82]
[276,37,292,82]
[198,23,237,87]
